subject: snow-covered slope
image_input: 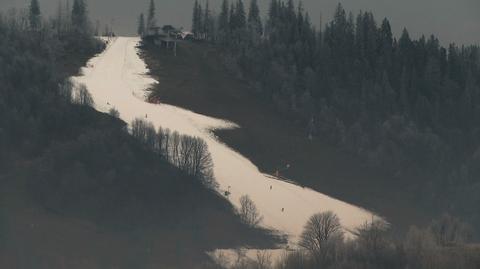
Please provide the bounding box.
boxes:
[72,37,379,245]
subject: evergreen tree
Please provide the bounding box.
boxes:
[204,0,214,40]
[398,28,413,65]
[235,0,246,30]
[29,0,41,30]
[192,0,199,34]
[378,18,393,68]
[72,0,87,33]
[55,0,64,33]
[286,0,295,20]
[229,3,236,32]
[218,0,230,44]
[267,0,279,24]
[147,0,156,33]
[138,13,146,36]
[192,0,204,39]
[248,0,262,36]
[197,3,204,38]
[379,18,393,50]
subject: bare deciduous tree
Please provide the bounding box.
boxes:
[58,79,73,102]
[161,127,171,160]
[130,118,154,147]
[190,138,213,180]
[145,123,157,150]
[130,119,217,188]
[299,211,344,262]
[131,118,147,141]
[254,250,272,269]
[72,84,93,106]
[239,195,263,227]
[171,131,181,166]
[353,218,391,263]
[179,136,195,171]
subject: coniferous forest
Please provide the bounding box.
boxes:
[190,0,480,228]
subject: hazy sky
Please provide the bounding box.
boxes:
[2,0,479,45]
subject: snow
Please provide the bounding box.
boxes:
[71,37,381,247]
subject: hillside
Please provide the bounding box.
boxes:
[143,1,480,237]
[0,9,278,269]
[142,40,431,234]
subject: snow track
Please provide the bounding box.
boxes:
[72,37,379,245]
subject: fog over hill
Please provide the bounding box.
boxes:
[2,0,479,45]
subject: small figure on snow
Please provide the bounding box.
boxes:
[224,186,231,197]
[145,114,148,118]
[270,185,272,190]
[281,208,284,212]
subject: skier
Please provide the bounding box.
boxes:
[281,208,284,212]
[270,185,272,190]
[145,114,148,118]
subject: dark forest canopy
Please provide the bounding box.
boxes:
[188,0,480,227]
[2,0,479,45]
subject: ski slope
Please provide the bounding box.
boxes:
[71,37,380,245]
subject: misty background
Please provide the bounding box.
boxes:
[2,0,479,46]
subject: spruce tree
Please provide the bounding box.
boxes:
[197,4,203,37]
[229,3,236,32]
[204,0,211,39]
[286,0,295,21]
[72,0,87,33]
[248,0,262,36]
[55,0,66,34]
[266,0,279,37]
[147,0,156,34]
[192,0,199,35]
[268,0,279,23]
[138,13,146,36]
[218,0,230,43]
[29,0,41,30]
[235,0,246,29]
[192,0,204,39]
[379,19,393,50]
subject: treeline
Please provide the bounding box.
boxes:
[191,0,480,227]
[210,212,479,269]
[131,118,216,188]
[0,0,104,168]
[137,0,157,37]
[191,0,262,43]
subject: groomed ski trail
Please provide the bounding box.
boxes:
[72,37,381,245]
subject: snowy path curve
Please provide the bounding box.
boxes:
[72,37,378,245]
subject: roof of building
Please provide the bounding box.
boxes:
[160,37,176,42]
